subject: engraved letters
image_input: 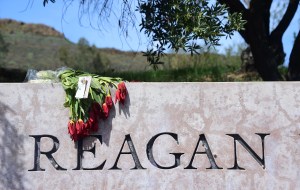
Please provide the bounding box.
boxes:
[29,133,269,171]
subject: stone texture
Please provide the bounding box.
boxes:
[0,83,299,190]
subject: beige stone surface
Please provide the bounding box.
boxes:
[0,83,299,190]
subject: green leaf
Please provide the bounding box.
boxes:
[90,78,102,89]
[75,101,79,118]
[90,87,95,100]
[91,89,102,103]
[59,71,74,80]
[80,105,85,116]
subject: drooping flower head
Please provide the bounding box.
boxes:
[101,103,109,119]
[76,119,84,136]
[105,94,113,110]
[115,81,127,104]
[68,120,77,141]
[68,120,76,135]
[88,116,99,132]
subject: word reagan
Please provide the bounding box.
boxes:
[28,132,269,171]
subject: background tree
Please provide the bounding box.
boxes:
[0,31,9,66]
[58,37,106,73]
[91,50,104,72]
[288,30,300,79]
[44,0,300,81]
[218,0,300,80]
[76,38,106,72]
[58,46,73,67]
[139,0,300,80]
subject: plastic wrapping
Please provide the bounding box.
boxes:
[24,67,71,83]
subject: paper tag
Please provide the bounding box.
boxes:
[75,76,92,99]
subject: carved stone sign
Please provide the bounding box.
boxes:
[0,83,299,189]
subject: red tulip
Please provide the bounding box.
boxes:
[68,120,77,141]
[101,103,109,119]
[105,95,113,109]
[68,120,76,135]
[88,116,99,132]
[115,81,127,104]
[76,119,84,135]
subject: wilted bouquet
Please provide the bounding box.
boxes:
[58,69,127,141]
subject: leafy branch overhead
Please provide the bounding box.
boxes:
[138,0,245,66]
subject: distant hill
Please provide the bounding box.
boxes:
[0,19,149,78]
[0,19,64,37]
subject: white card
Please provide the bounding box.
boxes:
[75,76,92,99]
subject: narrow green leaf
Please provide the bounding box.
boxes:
[90,78,102,89]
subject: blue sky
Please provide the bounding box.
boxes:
[0,0,299,65]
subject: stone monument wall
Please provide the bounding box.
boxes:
[0,83,299,189]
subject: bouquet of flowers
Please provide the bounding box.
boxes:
[58,69,127,141]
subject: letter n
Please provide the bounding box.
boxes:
[226,133,270,170]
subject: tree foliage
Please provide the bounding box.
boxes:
[139,0,245,68]
[58,37,106,73]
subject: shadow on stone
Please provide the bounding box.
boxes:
[118,93,131,118]
[99,104,116,146]
[0,99,26,189]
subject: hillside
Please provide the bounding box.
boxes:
[0,19,64,37]
[0,19,149,75]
